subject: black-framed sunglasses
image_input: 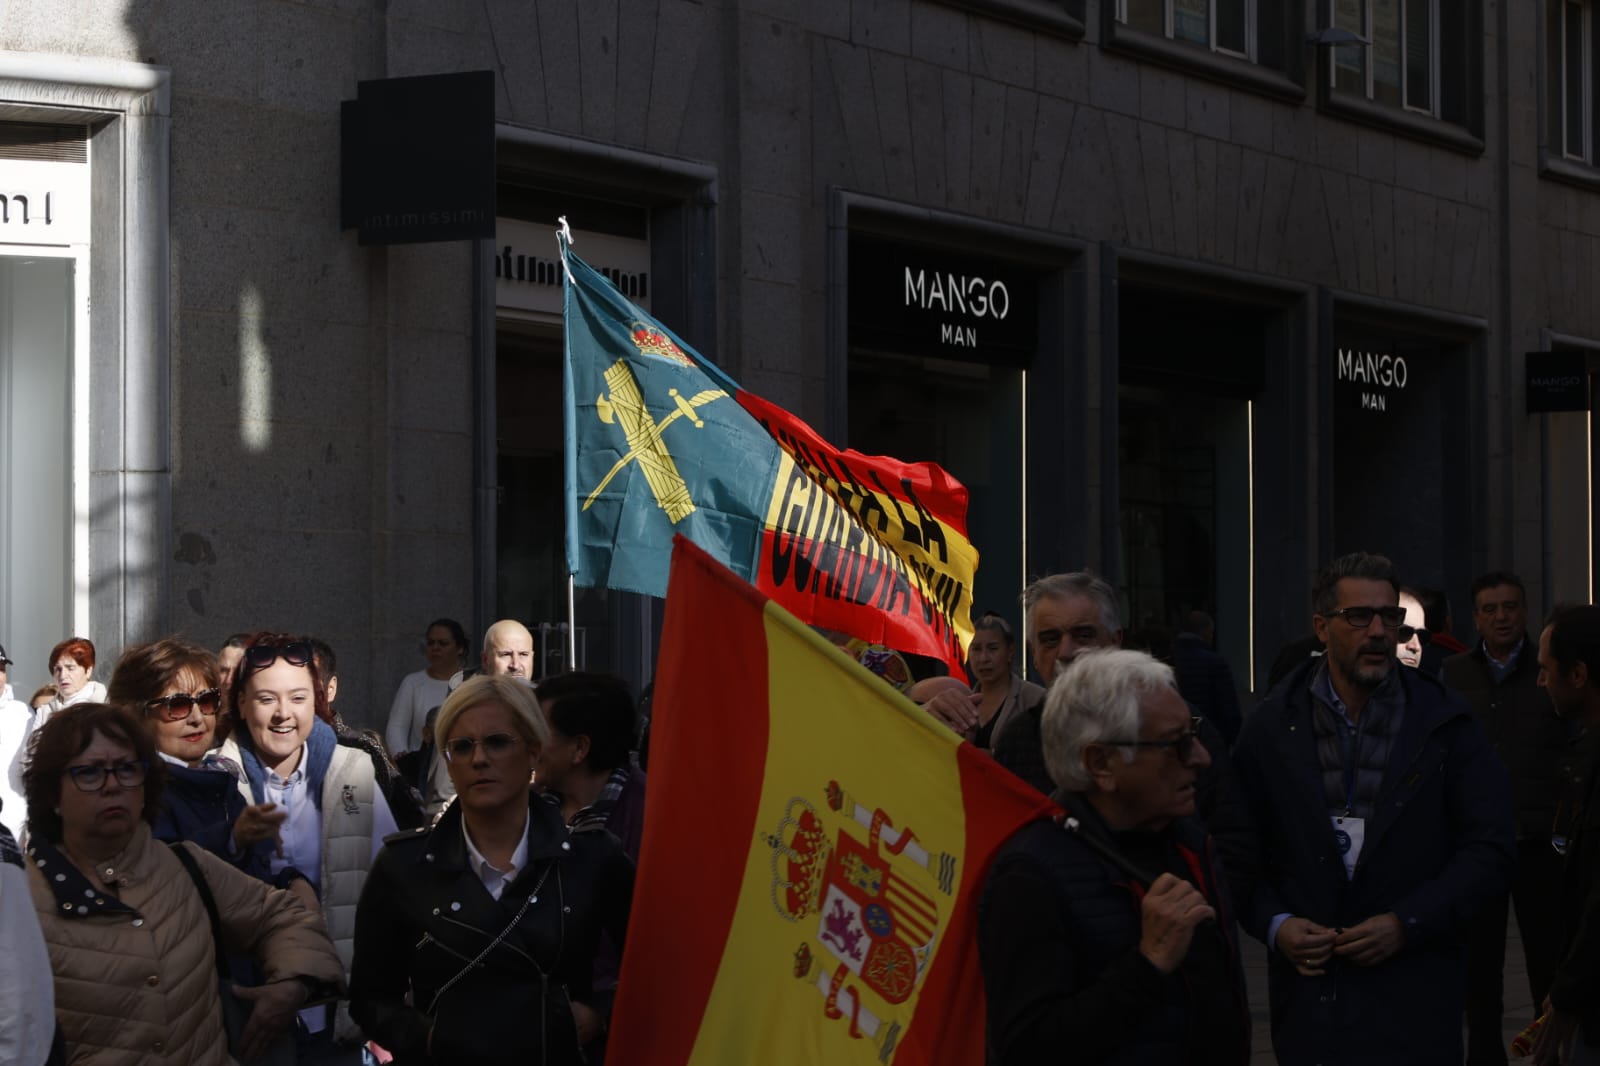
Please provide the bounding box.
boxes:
[1324,606,1408,630]
[1396,625,1430,645]
[1106,716,1206,762]
[442,733,523,763]
[65,760,149,792]
[244,642,314,672]
[145,689,222,722]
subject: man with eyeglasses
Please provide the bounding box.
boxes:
[1231,551,1515,1065]
[979,647,1250,1065]
[1442,571,1572,1065]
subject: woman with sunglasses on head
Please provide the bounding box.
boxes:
[106,638,299,884]
[349,674,634,1065]
[217,632,399,1062]
[22,702,343,1065]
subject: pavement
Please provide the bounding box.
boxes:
[1243,915,1535,1063]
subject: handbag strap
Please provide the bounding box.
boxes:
[167,841,230,981]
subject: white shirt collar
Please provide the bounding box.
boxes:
[462,810,531,901]
[264,745,309,786]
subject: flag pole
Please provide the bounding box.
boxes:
[559,216,579,674]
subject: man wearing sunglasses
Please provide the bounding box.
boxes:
[980,647,1249,1065]
[1442,571,1572,1066]
[1232,552,1515,1066]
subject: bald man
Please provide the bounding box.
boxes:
[481,619,535,680]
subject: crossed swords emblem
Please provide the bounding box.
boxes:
[583,360,727,524]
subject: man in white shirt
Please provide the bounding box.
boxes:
[0,645,34,839]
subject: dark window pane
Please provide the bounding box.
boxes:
[1125,0,1165,33]
[1173,0,1209,44]
[1405,0,1433,110]
[1565,0,1586,155]
[1334,0,1367,93]
[1373,0,1403,105]
[1217,0,1248,53]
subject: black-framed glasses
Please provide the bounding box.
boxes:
[442,733,523,763]
[144,689,222,722]
[244,642,314,672]
[65,760,149,792]
[1105,717,1206,762]
[1324,606,1407,630]
[1396,625,1430,645]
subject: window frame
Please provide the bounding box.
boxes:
[1559,0,1594,162]
[1116,0,1258,61]
[1102,0,1304,102]
[1315,0,1484,154]
[1328,0,1441,116]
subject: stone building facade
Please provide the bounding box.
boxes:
[0,0,1593,721]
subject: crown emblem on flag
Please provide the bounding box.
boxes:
[630,322,695,367]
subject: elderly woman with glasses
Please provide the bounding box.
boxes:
[23,702,343,1065]
[350,674,634,1065]
[106,638,295,883]
[216,632,398,1061]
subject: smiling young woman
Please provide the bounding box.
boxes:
[215,632,398,1061]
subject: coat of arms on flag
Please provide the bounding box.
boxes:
[606,536,1049,1066]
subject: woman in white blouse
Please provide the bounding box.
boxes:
[383,618,466,757]
[217,632,395,1062]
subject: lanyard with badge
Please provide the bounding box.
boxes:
[1331,716,1367,879]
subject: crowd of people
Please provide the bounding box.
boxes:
[2,551,1599,1065]
[0,621,643,1066]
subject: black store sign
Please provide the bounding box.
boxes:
[848,235,1036,367]
[1526,351,1590,413]
[341,71,496,246]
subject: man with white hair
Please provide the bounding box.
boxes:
[978,648,1250,1064]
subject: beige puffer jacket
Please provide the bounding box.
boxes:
[29,822,344,1065]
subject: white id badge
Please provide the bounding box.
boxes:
[1331,815,1366,879]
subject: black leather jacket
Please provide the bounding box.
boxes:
[348,796,634,1065]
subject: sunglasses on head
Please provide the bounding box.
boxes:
[145,689,221,722]
[244,642,314,672]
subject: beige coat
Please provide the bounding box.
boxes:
[29,822,344,1066]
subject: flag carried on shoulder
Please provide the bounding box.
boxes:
[607,536,1050,1066]
[559,225,979,674]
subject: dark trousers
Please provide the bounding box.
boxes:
[1464,838,1565,1065]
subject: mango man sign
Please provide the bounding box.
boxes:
[561,229,979,673]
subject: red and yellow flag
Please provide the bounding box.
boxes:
[608,536,1050,1065]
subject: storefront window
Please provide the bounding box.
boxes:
[0,255,73,689]
[1117,284,1265,689]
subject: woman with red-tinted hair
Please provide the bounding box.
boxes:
[36,638,106,729]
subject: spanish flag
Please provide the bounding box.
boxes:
[560,229,979,675]
[607,536,1050,1065]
